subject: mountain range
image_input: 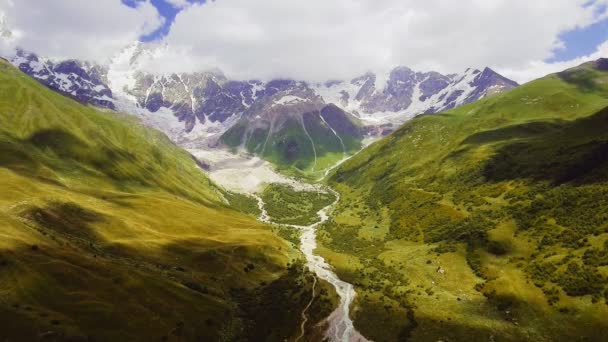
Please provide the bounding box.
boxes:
[2,38,608,341]
[9,43,517,172]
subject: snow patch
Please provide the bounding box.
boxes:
[313,80,362,113]
[451,68,479,106]
[274,95,307,106]
[315,67,490,125]
[251,81,265,101]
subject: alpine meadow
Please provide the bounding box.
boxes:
[1,1,608,341]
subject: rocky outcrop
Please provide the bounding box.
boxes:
[11,50,114,110]
[595,58,608,71]
[313,66,518,124]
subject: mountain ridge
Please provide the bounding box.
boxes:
[319,58,608,341]
[8,44,517,141]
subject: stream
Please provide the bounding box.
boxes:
[254,189,369,342]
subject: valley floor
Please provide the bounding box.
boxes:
[191,146,368,341]
[188,148,321,194]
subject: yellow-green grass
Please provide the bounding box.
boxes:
[320,60,608,340]
[307,151,346,174]
[0,59,330,341]
[0,144,310,340]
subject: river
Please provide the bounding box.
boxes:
[254,189,369,342]
[189,147,369,340]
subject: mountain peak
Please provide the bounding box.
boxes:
[481,66,496,74]
[391,66,414,74]
[595,57,608,71]
[478,66,519,87]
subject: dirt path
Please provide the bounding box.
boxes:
[295,275,317,342]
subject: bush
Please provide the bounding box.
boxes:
[555,262,605,297]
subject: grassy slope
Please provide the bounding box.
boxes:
[322,60,608,341]
[0,60,329,341]
[222,110,362,175]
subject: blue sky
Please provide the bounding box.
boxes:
[549,17,608,62]
[122,0,204,41]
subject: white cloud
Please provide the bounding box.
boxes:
[499,40,608,84]
[166,0,190,9]
[0,0,163,63]
[1,0,607,83]
[140,0,608,82]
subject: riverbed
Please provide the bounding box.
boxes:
[192,147,369,341]
[254,190,368,342]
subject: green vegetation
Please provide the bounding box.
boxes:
[223,190,262,217]
[232,261,339,341]
[221,107,362,175]
[264,118,318,170]
[0,60,327,341]
[220,120,248,148]
[261,184,336,225]
[321,59,608,341]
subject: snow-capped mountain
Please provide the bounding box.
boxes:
[313,66,517,125]
[11,50,114,109]
[8,43,518,152]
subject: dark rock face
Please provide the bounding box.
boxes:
[320,104,362,138]
[418,72,451,101]
[368,67,416,112]
[386,67,416,97]
[132,72,257,129]
[468,67,518,98]
[262,79,298,97]
[320,65,517,118]
[442,90,465,110]
[353,73,376,102]
[11,50,114,110]
[595,58,608,71]
[145,93,164,112]
[201,81,251,123]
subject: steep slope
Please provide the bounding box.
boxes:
[105,43,256,144]
[321,59,608,341]
[313,66,518,125]
[220,86,363,173]
[0,59,335,341]
[11,50,114,110]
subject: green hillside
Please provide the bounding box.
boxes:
[321,59,608,341]
[221,104,363,175]
[0,60,334,341]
